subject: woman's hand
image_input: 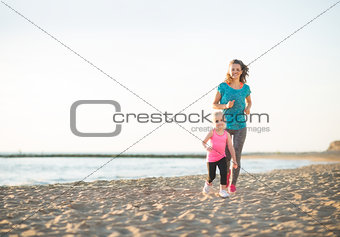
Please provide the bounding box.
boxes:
[232,161,238,169]
[244,106,250,115]
[226,100,235,109]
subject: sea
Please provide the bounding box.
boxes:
[0,157,336,186]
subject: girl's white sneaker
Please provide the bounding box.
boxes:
[202,181,211,194]
[219,189,230,198]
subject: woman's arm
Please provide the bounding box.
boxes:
[213,91,234,110]
[244,95,252,115]
[227,133,238,168]
[202,130,213,151]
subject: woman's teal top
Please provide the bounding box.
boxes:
[218,82,251,130]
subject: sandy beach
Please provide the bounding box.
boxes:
[0,163,339,237]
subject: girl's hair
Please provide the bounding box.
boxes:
[212,111,223,121]
[225,59,249,84]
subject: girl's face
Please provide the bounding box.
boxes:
[229,63,243,80]
[213,114,225,129]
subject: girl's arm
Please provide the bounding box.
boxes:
[227,133,238,168]
[202,130,213,151]
[213,91,234,110]
[244,95,252,115]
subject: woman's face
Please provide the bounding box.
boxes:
[229,63,242,80]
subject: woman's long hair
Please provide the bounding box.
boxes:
[225,59,249,84]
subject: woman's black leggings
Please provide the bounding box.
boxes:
[207,157,228,185]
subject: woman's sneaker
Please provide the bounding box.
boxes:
[229,184,236,193]
[219,189,230,198]
[202,181,212,194]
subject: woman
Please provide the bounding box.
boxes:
[213,59,252,193]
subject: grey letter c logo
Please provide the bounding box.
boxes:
[70,100,122,137]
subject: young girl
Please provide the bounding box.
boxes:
[202,111,238,198]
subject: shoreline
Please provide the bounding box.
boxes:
[1,154,339,187]
[1,163,339,236]
[1,151,340,160]
[1,152,339,164]
[0,159,338,188]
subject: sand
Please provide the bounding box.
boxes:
[0,163,339,237]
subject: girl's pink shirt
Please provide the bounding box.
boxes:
[206,129,228,162]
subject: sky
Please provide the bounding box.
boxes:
[1,0,340,154]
